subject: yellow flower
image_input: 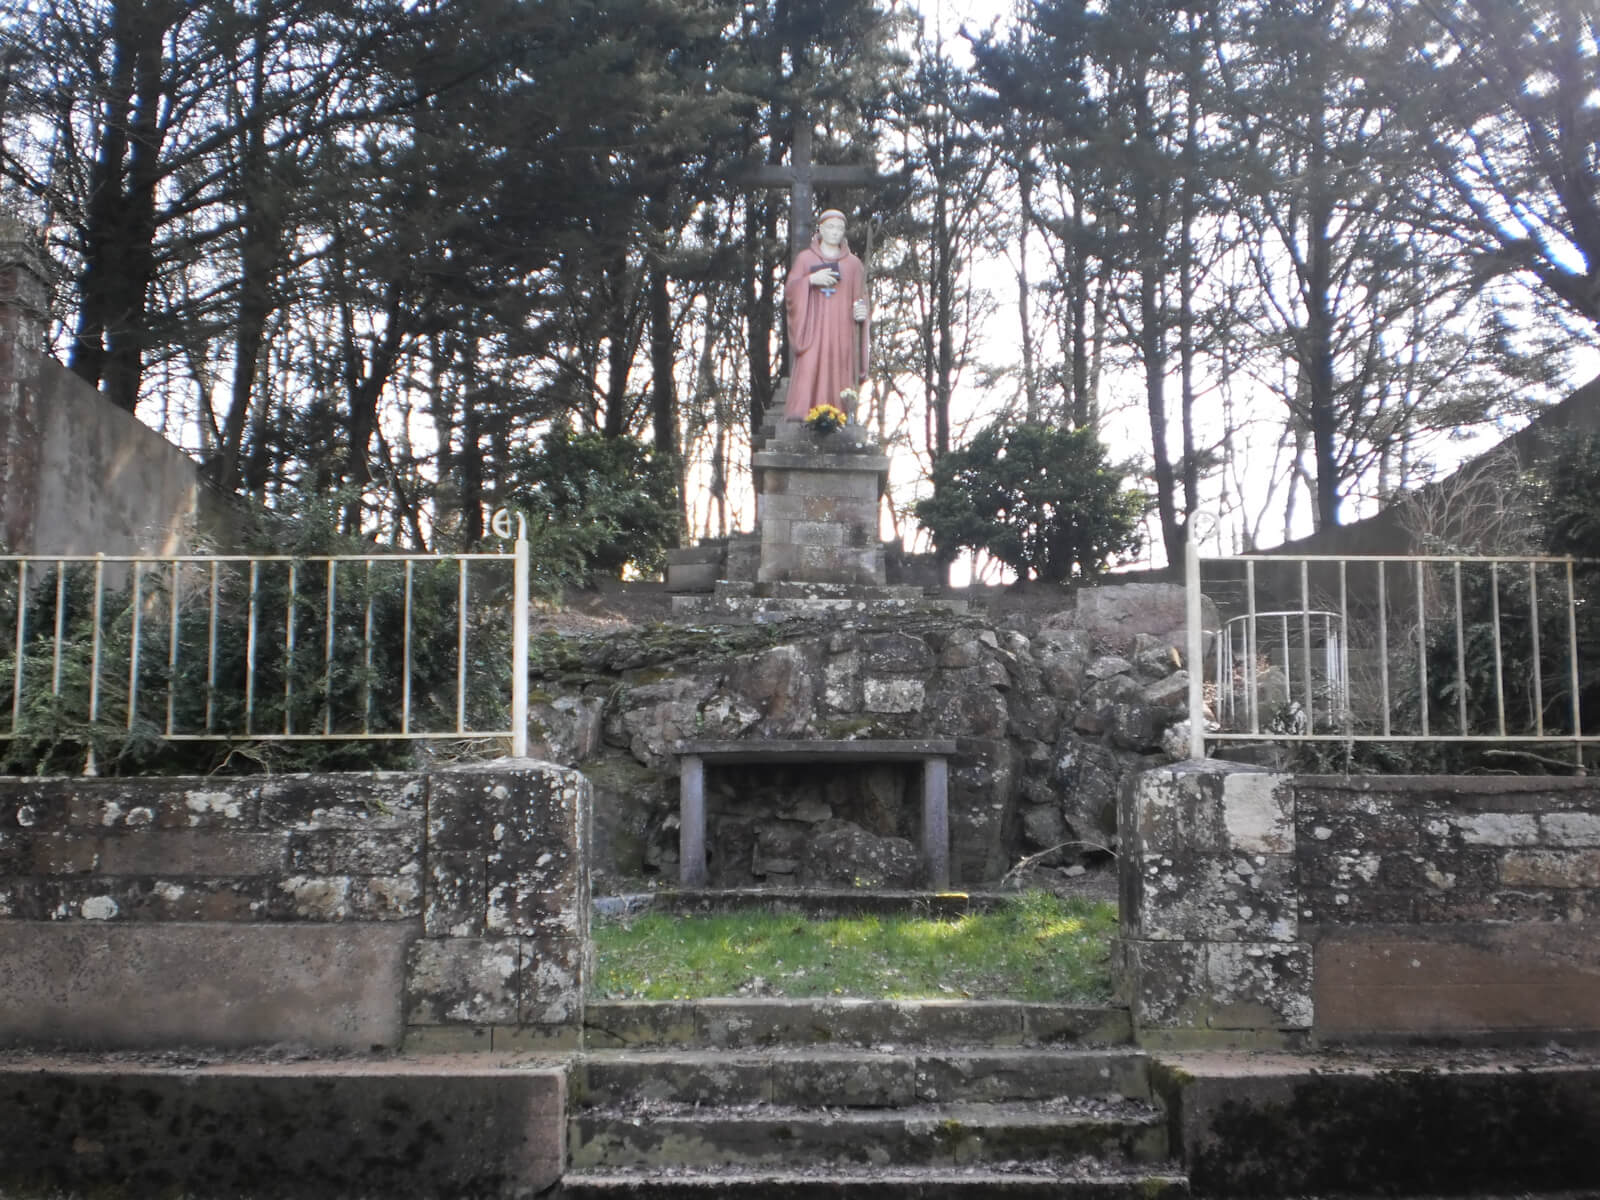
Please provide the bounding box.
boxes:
[805,404,847,433]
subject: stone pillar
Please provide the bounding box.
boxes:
[922,757,950,890]
[407,761,592,1051]
[0,234,49,552]
[1120,762,1311,1048]
[679,754,707,886]
[751,445,889,585]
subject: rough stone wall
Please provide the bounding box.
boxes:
[530,581,1213,890]
[0,240,208,558]
[1122,767,1600,1045]
[0,762,590,1051]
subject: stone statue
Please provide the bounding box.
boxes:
[783,208,870,423]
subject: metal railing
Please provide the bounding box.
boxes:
[1215,608,1348,733]
[1185,526,1599,769]
[2,517,529,771]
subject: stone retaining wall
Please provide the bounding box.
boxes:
[0,762,590,1051]
[1123,765,1600,1044]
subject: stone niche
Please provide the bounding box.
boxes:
[703,760,923,888]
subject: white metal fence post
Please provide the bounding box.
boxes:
[512,513,529,759]
[1186,518,1205,760]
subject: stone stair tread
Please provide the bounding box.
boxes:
[573,1045,1154,1109]
[577,1045,1148,1064]
[577,1098,1160,1123]
[582,998,1132,1050]
[569,1098,1169,1170]
[561,1165,1191,1198]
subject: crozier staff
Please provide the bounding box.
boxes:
[783,208,870,422]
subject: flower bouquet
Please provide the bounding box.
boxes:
[805,403,848,434]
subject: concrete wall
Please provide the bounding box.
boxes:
[0,762,591,1052]
[0,241,212,558]
[1123,765,1600,1045]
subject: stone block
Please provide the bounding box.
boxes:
[583,1000,698,1048]
[257,773,425,830]
[156,782,261,829]
[520,933,585,1024]
[407,936,521,1025]
[1375,848,1498,894]
[1206,942,1313,1029]
[26,832,101,874]
[0,921,410,1048]
[1126,764,1289,857]
[791,519,846,548]
[1125,938,1209,1027]
[1412,886,1591,924]
[403,1023,492,1052]
[864,677,925,713]
[1130,851,1298,942]
[495,1022,582,1051]
[118,877,277,922]
[1300,884,1414,925]
[760,494,806,521]
[1222,772,1295,854]
[270,873,353,920]
[1501,848,1600,887]
[1301,803,1419,853]
[425,849,485,936]
[1454,812,1541,846]
[46,779,259,831]
[1542,812,1600,846]
[865,632,935,673]
[285,828,418,875]
[97,830,289,876]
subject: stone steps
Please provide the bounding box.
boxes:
[561,1168,1191,1199]
[562,998,1187,1199]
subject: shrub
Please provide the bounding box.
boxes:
[508,424,679,582]
[913,422,1148,582]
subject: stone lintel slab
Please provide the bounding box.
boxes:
[752,451,891,473]
[676,739,957,762]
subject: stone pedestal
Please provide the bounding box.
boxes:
[753,423,888,586]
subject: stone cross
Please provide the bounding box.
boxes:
[745,117,889,253]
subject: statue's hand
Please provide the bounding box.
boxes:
[853,299,868,321]
[810,268,840,289]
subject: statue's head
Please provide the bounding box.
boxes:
[816,209,847,247]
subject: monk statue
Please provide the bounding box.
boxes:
[783,208,870,423]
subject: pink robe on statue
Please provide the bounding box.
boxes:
[784,234,870,421]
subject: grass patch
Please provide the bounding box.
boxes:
[591,891,1117,1003]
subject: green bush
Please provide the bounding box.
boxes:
[508,423,679,582]
[1364,433,1600,774]
[913,422,1148,582]
[0,509,515,775]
